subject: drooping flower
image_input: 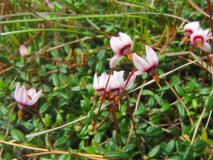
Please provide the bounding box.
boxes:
[93,73,109,96]
[184,21,200,38]
[107,71,136,96]
[14,83,42,110]
[19,45,28,57]
[190,29,211,52]
[109,32,132,68]
[133,45,158,75]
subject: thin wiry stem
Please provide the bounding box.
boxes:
[0,140,105,160]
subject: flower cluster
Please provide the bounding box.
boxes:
[183,21,211,52]
[93,32,159,100]
[93,71,136,99]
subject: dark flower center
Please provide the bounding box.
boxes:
[146,65,157,76]
[119,44,131,56]
[184,29,193,38]
[194,36,204,48]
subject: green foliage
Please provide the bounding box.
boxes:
[0,0,212,159]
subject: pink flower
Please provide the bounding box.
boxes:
[107,71,136,95]
[14,83,42,110]
[93,73,109,96]
[19,45,28,57]
[133,45,158,75]
[184,21,200,38]
[109,32,132,68]
[45,0,54,9]
[190,29,211,52]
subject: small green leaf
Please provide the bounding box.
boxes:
[54,136,69,148]
[148,145,161,158]
[205,96,213,109]
[183,145,193,160]
[165,140,175,154]
[10,129,25,142]
[177,103,185,118]
[103,151,129,159]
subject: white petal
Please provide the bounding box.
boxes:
[16,86,25,103]
[107,75,118,91]
[133,53,150,72]
[119,32,132,45]
[184,21,200,32]
[201,42,211,52]
[27,88,36,98]
[117,71,125,86]
[21,89,28,105]
[125,74,136,90]
[27,90,42,106]
[110,37,123,55]
[146,45,158,65]
[203,29,210,41]
[113,71,125,88]
[109,55,121,68]
[93,74,98,89]
[134,70,144,75]
[99,72,108,89]
[14,83,20,99]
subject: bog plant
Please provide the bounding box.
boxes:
[0,1,212,160]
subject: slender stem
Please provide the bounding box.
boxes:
[110,102,120,145]
[162,78,193,125]
[207,0,213,36]
[0,12,188,25]
[126,95,144,145]
[0,140,104,160]
[36,110,46,129]
[95,112,111,131]
[205,109,212,129]
[93,69,113,131]
[190,108,206,145]
[1,28,84,36]
[23,57,27,82]
[35,108,54,150]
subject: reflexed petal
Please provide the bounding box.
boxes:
[203,29,210,41]
[125,74,136,90]
[146,45,158,65]
[109,55,121,68]
[133,53,150,72]
[14,83,20,99]
[93,74,98,89]
[201,42,211,52]
[99,72,108,89]
[184,21,200,32]
[27,88,36,98]
[28,90,42,106]
[119,32,132,45]
[20,89,28,105]
[134,70,144,75]
[113,71,125,88]
[16,86,25,102]
[107,75,118,91]
[110,37,123,54]
[117,71,125,86]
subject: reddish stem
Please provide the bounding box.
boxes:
[207,0,213,36]
[110,102,120,145]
